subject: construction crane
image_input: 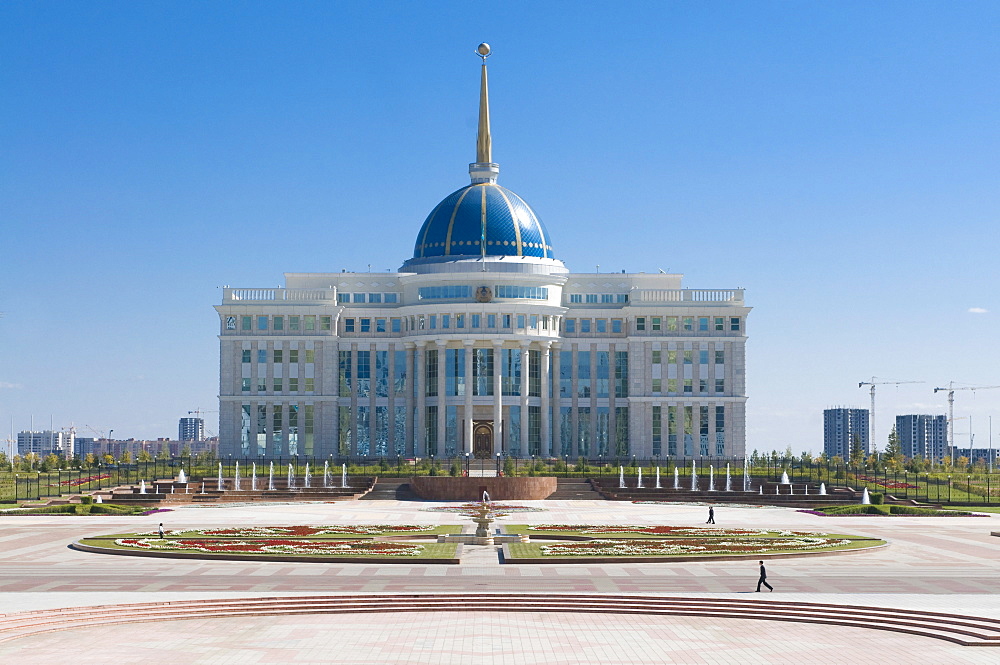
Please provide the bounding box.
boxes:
[933,383,1000,464]
[858,378,924,452]
[187,409,218,439]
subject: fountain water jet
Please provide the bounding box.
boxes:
[178,469,187,484]
[725,463,732,492]
[637,468,644,488]
[323,461,331,488]
[217,463,224,491]
[780,471,791,484]
[95,494,103,504]
[861,487,871,504]
[819,482,827,495]
[268,462,275,491]
[234,462,241,491]
[304,463,311,488]
[655,467,661,489]
[619,466,626,489]
[251,463,257,491]
[673,467,680,490]
[341,463,348,489]
[743,457,750,492]
[287,463,296,489]
[139,480,147,494]
[690,460,698,491]
[708,466,716,491]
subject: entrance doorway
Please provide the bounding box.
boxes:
[473,421,493,458]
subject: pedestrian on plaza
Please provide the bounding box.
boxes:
[756,560,773,592]
[158,523,165,539]
[706,506,715,524]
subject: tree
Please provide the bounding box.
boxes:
[102,453,115,466]
[850,433,865,465]
[84,453,96,468]
[156,442,171,460]
[180,444,192,458]
[0,451,9,471]
[43,453,62,470]
[138,449,153,463]
[884,426,904,469]
[21,452,39,471]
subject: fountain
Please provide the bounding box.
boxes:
[323,461,331,488]
[251,462,257,491]
[304,463,311,488]
[804,485,808,495]
[788,484,793,495]
[758,485,763,495]
[287,463,296,489]
[708,466,715,491]
[819,482,827,495]
[780,471,791,484]
[268,461,275,491]
[201,481,205,494]
[637,468,644,488]
[437,492,528,546]
[690,460,698,491]
[341,463,348,489]
[743,457,750,492]
[725,463,732,492]
[861,487,871,504]
[619,466,626,489]
[217,463,224,491]
[95,494,103,504]
[673,467,680,490]
[177,469,187,484]
[234,462,241,491]
[655,467,661,489]
[139,480,147,494]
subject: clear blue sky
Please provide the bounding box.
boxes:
[2,1,998,454]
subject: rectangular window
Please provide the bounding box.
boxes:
[353,293,365,303]
[684,350,693,364]
[585,294,598,303]
[699,317,709,331]
[241,378,250,392]
[418,285,472,300]
[494,285,549,300]
[440,314,450,329]
[272,349,282,363]
[289,404,299,455]
[508,405,521,457]
[344,318,355,332]
[446,348,465,396]
[715,378,725,393]
[426,406,437,456]
[503,314,512,328]
[699,350,709,364]
[615,351,629,398]
[473,347,494,396]
[652,405,662,457]
[357,405,370,456]
[731,317,741,331]
[668,350,677,364]
[683,317,693,331]
[339,406,351,455]
[384,293,398,303]
[273,378,282,392]
[338,293,350,303]
[528,350,541,397]
[559,350,572,397]
[652,350,661,364]
[611,319,622,333]
[394,349,407,394]
[257,377,266,392]
[715,350,724,364]
[258,316,268,331]
[683,379,692,393]
[596,351,610,398]
[360,318,371,333]
[652,317,661,331]
[376,318,386,333]
[257,349,267,363]
[565,319,576,333]
[667,316,678,332]
[715,317,725,331]
[700,405,710,456]
[426,349,438,396]
[241,404,251,455]
[569,294,582,303]
[304,315,315,331]
[698,378,707,393]
[288,349,299,364]
[530,314,538,329]
[456,314,465,328]
[257,404,267,456]
[501,348,522,396]
[668,378,677,393]
[242,350,251,363]
[580,319,591,333]
[487,314,496,328]
[339,350,352,395]
[636,317,646,331]
[357,350,371,398]
[241,316,252,331]
[393,405,406,456]
[429,315,437,330]
[472,314,481,328]
[516,314,525,329]
[375,405,389,456]
[391,318,401,333]
[305,349,315,363]
[273,316,283,331]
[578,406,591,456]
[616,294,629,303]
[376,350,388,397]
[528,406,542,456]
[289,377,299,392]
[596,319,606,333]
[368,293,382,303]
[559,406,572,456]
[577,351,591,398]
[668,405,677,456]
[652,378,661,393]
[615,406,629,456]
[320,316,332,331]
[684,405,694,456]
[305,378,314,392]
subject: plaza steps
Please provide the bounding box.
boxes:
[1,594,999,647]
[591,479,865,507]
[92,478,376,505]
[359,479,419,500]
[547,478,605,500]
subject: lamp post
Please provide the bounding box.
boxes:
[465,452,470,476]
[948,475,952,503]
[496,452,501,476]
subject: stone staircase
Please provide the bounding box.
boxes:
[359,479,419,500]
[590,478,861,507]
[1,594,998,647]
[547,478,605,500]
[93,477,376,506]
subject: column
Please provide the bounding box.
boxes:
[540,342,551,457]
[551,342,562,457]
[436,340,447,456]
[464,340,474,454]
[404,342,415,457]
[520,340,530,455]
[415,341,426,457]
[493,340,503,455]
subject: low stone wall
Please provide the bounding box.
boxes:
[410,476,557,501]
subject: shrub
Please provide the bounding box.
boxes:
[449,461,461,477]
[503,457,516,477]
[79,496,93,505]
[576,457,590,474]
[869,491,884,505]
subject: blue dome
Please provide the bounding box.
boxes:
[413,183,555,260]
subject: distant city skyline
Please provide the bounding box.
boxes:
[2,2,998,454]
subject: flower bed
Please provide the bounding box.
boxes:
[527,525,794,537]
[856,475,919,490]
[537,536,853,557]
[112,538,425,556]
[46,473,111,488]
[800,505,982,517]
[145,525,438,538]
[423,503,545,517]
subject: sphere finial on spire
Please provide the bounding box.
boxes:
[470,43,499,184]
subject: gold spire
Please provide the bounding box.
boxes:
[476,43,492,164]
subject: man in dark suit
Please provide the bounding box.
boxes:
[706,506,715,524]
[756,560,773,592]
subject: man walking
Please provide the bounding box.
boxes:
[706,506,715,524]
[756,560,773,592]
[158,523,165,539]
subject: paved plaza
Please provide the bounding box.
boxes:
[1,499,999,663]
